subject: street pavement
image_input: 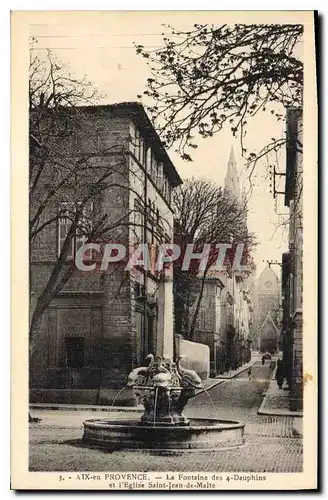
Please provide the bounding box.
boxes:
[29,361,303,472]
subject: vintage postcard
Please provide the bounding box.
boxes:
[11,10,318,490]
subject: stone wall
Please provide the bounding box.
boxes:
[29,105,179,405]
[287,109,303,411]
[175,334,210,380]
[290,309,303,410]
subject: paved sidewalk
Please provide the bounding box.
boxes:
[30,402,143,413]
[194,357,261,396]
[258,371,303,419]
[214,356,261,379]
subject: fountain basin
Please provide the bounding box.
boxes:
[82,417,245,452]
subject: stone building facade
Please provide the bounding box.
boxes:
[280,107,303,411]
[192,277,225,376]
[30,102,182,405]
[255,264,281,352]
[217,274,253,373]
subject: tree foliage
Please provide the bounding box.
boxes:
[173,178,256,340]
[136,23,303,174]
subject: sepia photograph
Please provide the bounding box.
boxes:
[11,9,318,490]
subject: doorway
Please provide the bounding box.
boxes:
[135,306,157,364]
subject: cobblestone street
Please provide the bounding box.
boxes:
[29,362,303,473]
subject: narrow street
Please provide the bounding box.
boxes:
[188,361,274,420]
[187,361,295,436]
[29,361,303,473]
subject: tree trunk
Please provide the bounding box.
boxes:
[29,295,51,357]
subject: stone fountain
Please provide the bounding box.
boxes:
[82,354,245,451]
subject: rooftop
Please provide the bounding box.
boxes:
[77,101,183,188]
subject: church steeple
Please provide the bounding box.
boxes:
[228,146,236,166]
[224,147,241,200]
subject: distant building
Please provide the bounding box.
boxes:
[255,264,281,349]
[259,313,279,354]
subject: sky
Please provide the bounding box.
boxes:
[30,11,294,277]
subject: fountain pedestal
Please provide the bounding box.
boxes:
[134,385,191,426]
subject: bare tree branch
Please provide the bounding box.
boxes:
[136,23,303,176]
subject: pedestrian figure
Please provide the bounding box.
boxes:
[261,355,265,366]
[275,359,285,389]
[247,367,252,381]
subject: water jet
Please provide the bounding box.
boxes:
[83,355,245,451]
